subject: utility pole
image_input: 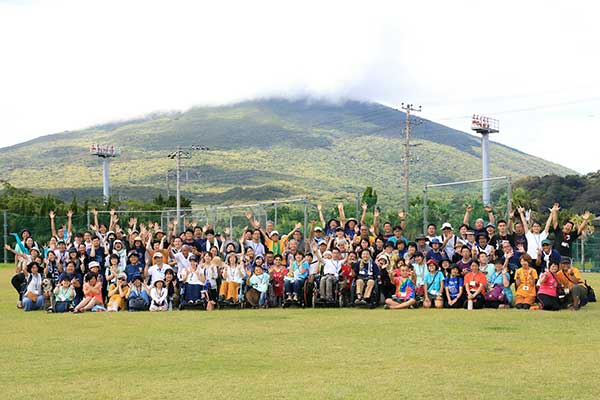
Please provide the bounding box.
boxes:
[400,103,421,212]
[471,115,500,205]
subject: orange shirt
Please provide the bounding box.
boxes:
[515,267,538,298]
[556,268,585,289]
[464,271,487,295]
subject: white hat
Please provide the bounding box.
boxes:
[270,230,280,237]
[88,261,100,269]
[441,222,453,230]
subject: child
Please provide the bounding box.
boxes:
[150,279,168,311]
[444,265,465,308]
[423,259,445,309]
[73,272,104,313]
[269,254,287,306]
[384,265,416,309]
[247,264,270,308]
[107,272,130,312]
[53,275,75,313]
[164,269,180,310]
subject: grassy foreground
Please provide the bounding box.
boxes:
[0,264,599,400]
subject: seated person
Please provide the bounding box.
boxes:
[22,261,45,312]
[425,238,447,265]
[149,279,168,311]
[352,249,380,305]
[164,269,180,310]
[555,256,588,310]
[269,254,288,306]
[73,272,104,313]
[284,252,309,302]
[247,264,270,308]
[127,274,150,311]
[536,260,561,311]
[106,272,130,312]
[514,254,538,310]
[444,265,465,308]
[181,255,210,305]
[219,253,245,303]
[313,243,343,302]
[384,265,416,309]
[53,275,75,313]
[463,263,487,309]
[423,259,445,309]
[484,258,513,308]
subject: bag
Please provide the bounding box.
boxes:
[129,296,147,310]
[585,281,596,302]
[25,291,38,303]
[484,285,505,303]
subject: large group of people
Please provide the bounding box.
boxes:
[6,201,595,313]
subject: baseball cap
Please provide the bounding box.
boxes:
[441,223,453,230]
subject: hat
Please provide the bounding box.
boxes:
[270,230,280,237]
[346,218,358,223]
[475,218,484,223]
[189,254,198,261]
[113,239,123,246]
[466,230,475,236]
[486,223,496,229]
[132,274,143,282]
[57,239,65,245]
[133,236,143,242]
[441,223,453,230]
[153,252,164,259]
[29,246,40,254]
[335,226,344,232]
[318,241,327,246]
[322,250,332,257]
[426,259,438,266]
[541,239,553,246]
[106,230,115,237]
[153,278,165,287]
[415,234,426,241]
[117,272,127,280]
[26,261,40,273]
[155,229,165,235]
[430,238,441,244]
[128,250,139,258]
[560,256,571,264]
[68,247,77,254]
[88,261,100,269]
[376,254,389,263]
[314,227,323,232]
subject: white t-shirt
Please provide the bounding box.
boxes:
[323,259,342,277]
[525,231,548,260]
[147,264,173,285]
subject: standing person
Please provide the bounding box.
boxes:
[440,223,459,260]
[463,263,487,309]
[536,260,561,311]
[492,219,514,253]
[22,261,45,311]
[514,255,538,310]
[517,206,553,261]
[552,203,590,258]
[411,252,427,296]
[463,204,495,237]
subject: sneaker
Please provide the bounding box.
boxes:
[188,300,194,304]
[383,304,390,310]
[354,298,361,305]
[16,301,23,309]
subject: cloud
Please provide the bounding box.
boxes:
[0,0,599,173]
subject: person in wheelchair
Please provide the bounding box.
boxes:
[180,255,210,306]
[269,254,287,306]
[312,243,343,303]
[284,251,309,303]
[219,253,245,304]
[246,264,270,309]
[352,249,380,305]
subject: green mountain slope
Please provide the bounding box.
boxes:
[0,98,575,205]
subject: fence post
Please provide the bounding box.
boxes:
[86,210,90,229]
[581,237,585,271]
[229,212,233,238]
[506,176,513,221]
[274,204,278,227]
[355,191,360,221]
[3,210,7,264]
[303,200,308,241]
[422,186,428,235]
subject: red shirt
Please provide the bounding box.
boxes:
[464,271,487,295]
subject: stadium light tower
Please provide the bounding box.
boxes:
[167,145,210,228]
[471,115,499,205]
[90,144,120,205]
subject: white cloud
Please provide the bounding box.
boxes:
[0,0,599,173]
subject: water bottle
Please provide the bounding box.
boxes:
[467,299,473,310]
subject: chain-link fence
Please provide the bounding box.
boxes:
[573,233,600,272]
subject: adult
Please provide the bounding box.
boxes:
[22,261,45,311]
[517,206,552,261]
[144,253,173,286]
[514,254,538,310]
[555,256,588,310]
[552,203,590,258]
[536,260,561,311]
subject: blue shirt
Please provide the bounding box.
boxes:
[488,271,513,304]
[444,276,463,299]
[424,270,444,295]
[125,262,145,282]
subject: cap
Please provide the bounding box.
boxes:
[30,246,40,253]
[117,272,127,280]
[441,223,453,230]
[270,230,280,237]
[113,239,123,246]
[415,234,427,241]
[426,259,438,266]
[189,254,198,261]
[88,261,100,269]
[128,250,139,258]
[560,256,572,264]
[486,223,496,229]
[318,241,327,246]
[322,250,332,257]
[153,252,164,259]
[430,238,441,244]
[314,227,323,232]
[541,239,553,246]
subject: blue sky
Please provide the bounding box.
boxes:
[1,0,599,173]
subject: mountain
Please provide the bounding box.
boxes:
[0,98,575,206]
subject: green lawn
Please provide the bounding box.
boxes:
[1,264,599,400]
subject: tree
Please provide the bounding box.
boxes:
[361,187,378,209]
[69,196,79,214]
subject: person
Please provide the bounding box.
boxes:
[313,243,343,302]
[552,203,590,258]
[440,223,459,260]
[181,255,210,305]
[145,252,173,286]
[423,259,445,309]
[536,260,561,311]
[125,251,144,282]
[463,204,495,237]
[247,264,270,308]
[269,254,288,306]
[411,251,427,296]
[164,269,180,310]
[444,265,465,308]
[514,254,538,310]
[53,275,75,313]
[484,258,513,309]
[219,253,245,303]
[149,279,168,311]
[384,265,416,309]
[107,272,130,312]
[425,238,447,264]
[128,274,150,311]
[73,272,104,313]
[352,249,380,305]
[517,206,552,260]
[555,256,588,310]
[535,239,561,273]
[463,262,487,309]
[455,246,472,275]
[284,252,308,302]
[58,261,83,305]
[22,261,46,311]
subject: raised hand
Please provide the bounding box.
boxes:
[66,209,73,218]
[361,202,368,211]
[110,208,116,216]
[49,210,55,219]
[466,204,473,213]
[552,203,560,212]
[337,202,344,210]
[485,205,493,214]
[294,222,302,230]
[583,211,591,220]
[398,209,405,219]
[317,203,322,212]
[244,211,252,220]
[373,208,380,218]
[91,208,98,216]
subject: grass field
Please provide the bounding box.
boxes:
[1,264,599,400]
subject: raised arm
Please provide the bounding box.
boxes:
[311,242,323,264]
[372,208,380,236]
[398,209,407,231]
[49,210,57,239]
[92,208,99,233]
[337,203,346,227]
[578,211,591,235]
[517,206,529,233]
[317,203,326,229]
[543,208,553,234]
[66,209,73,240]
[463,204,472,226]
[359,203,368,226]
[109,209,118,232]
[551,203,559,231]
[485,205,495,225]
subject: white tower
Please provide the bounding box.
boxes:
[471,115,499,206]
[90,144,120,204]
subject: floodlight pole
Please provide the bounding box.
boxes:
[90,144,119,205]
[102,158,110,204]
[401,103,421,212]
[176,148,182,228]
[471,115,499,206]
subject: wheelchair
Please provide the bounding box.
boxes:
[350,276,380,309]
[178,282,210,310]
[311,274,343,308]
[217,281,247,310]
[282,278,308,309]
